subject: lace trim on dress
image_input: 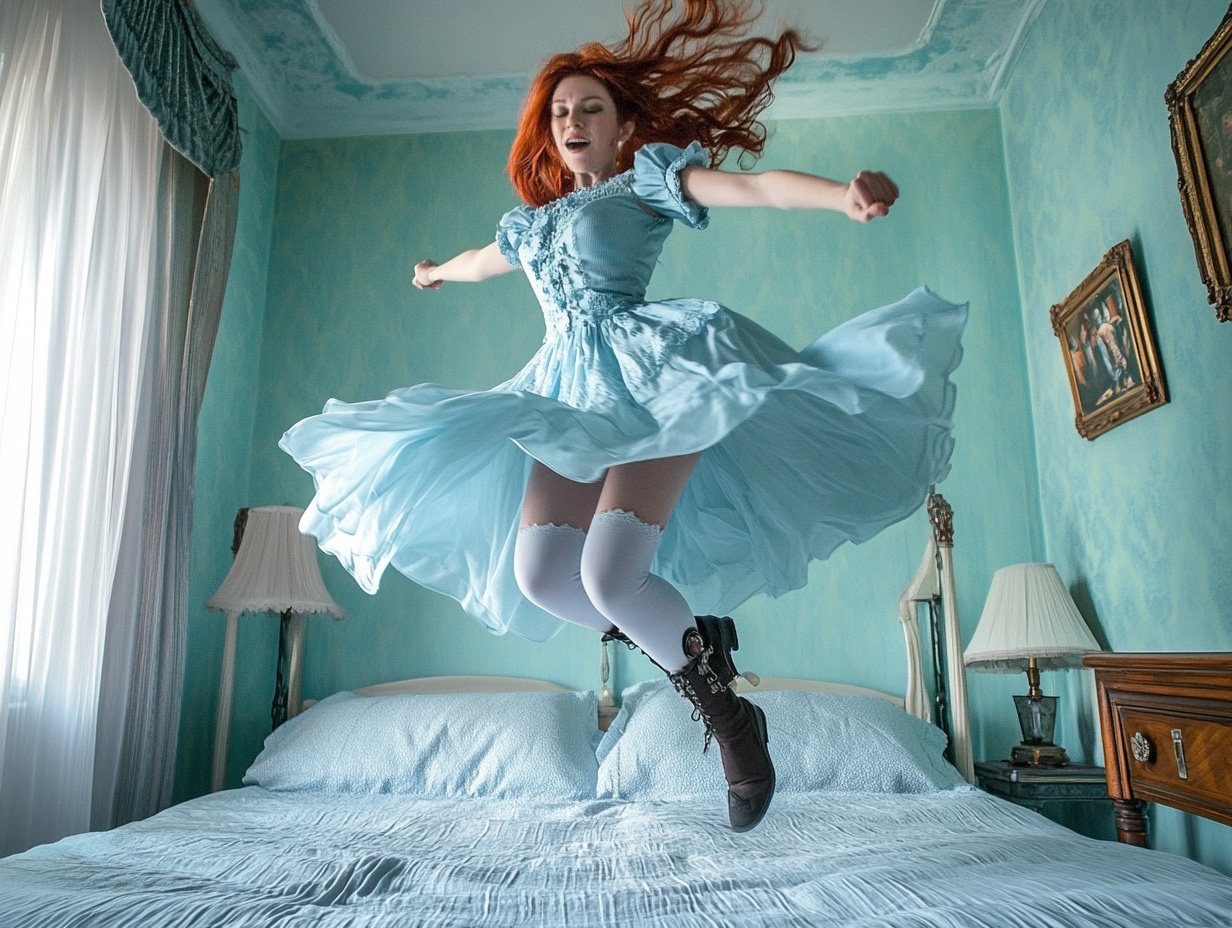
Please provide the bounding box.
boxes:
[495,228,521,266]
[662,142,710,230]
[603,301,722,393]
[496,205,532,266]
[650,303,718,354]
[536,171,634,222]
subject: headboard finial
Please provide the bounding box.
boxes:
[927,491,953,548]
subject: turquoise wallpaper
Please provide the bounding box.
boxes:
[1000,0,1232,871]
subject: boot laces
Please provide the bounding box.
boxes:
[611,627,760,753]
[669,644,726,753]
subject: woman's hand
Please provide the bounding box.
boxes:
[413,244,518,289]
[843,170,899,222]
[413,260,442,290]
[681,164,899,220]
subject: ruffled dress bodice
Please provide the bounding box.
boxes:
[493,143,720,416]
[497,142,708,325]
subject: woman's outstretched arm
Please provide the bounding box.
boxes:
[413,241,518,290]
[679,165,899,222]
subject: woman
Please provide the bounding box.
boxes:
[281,0,967,833]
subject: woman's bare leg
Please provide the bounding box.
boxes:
[519,460,604,530]
[595,452,702,528]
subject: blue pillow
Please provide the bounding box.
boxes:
[596,680,968,800]
[245,689,600,799]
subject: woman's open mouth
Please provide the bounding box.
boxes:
[565,138,590,152]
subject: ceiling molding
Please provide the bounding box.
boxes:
[196,0,1047,139]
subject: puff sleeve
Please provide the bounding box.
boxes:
[496,205,533,266]
[630,141,711,229]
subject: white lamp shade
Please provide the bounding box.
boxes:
[206,505,345,618]
[964,562,1099,671]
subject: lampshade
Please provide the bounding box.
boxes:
[964,563,1099,671]
[206,506,345,619]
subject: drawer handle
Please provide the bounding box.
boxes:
[1171,728,1189,780]
[1130,731,1153,763]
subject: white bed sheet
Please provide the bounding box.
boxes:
[2,787,1231,927]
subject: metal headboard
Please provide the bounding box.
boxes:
[897,490,974,783]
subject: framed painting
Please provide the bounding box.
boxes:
[1050,241,1167,440]
[1167,4,1232,321]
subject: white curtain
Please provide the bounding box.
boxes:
[91,148,213,832]
[92,156,237,831]
[0,0,167,855]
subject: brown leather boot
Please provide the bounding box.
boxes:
[668,617,775,832]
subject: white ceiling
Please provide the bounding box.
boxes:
[314,0,944,81]
[194,0,1048,139]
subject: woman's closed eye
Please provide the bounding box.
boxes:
[552,103,607,118]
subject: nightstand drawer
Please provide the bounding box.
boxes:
[1117,705,1232,817]
[1086,652,1232,845]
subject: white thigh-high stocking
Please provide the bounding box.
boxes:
[513,524,613,633]
[580,509,695,672]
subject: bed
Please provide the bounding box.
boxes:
[2,497,1231,927]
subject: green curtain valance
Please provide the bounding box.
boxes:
[102,0,241,177]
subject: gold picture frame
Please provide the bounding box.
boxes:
[1050,241,1167,440]
[1167,4,1232,322]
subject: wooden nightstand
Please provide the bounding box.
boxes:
[975,760,1110,812]
[1085,652,1232,847]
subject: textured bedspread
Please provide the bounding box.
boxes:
[2,787,1230,927]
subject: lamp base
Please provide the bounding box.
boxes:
[1011,743,1070,767]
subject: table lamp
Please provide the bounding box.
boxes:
[206,505,344,790]
[964,563,1101,766]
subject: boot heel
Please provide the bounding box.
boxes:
[716,618,760,686]
[694,614,737,653]
[696,615,740,681]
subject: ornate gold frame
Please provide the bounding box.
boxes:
[1050,241,1167,440]
[1167,5,1232,322]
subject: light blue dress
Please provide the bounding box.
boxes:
[280,142,968,641]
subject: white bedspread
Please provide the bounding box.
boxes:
[2,787,1230,927]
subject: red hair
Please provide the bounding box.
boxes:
[507,0,810,206]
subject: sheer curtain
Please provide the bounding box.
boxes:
[0,0,218,855]
[92,155,237,830]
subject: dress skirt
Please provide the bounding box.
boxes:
[280,285,968,642]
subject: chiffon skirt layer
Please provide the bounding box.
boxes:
[280,286,969,642]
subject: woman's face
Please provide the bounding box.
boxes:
[550,74,634,187]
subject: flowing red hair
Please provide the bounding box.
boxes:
[507,0,810,206]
